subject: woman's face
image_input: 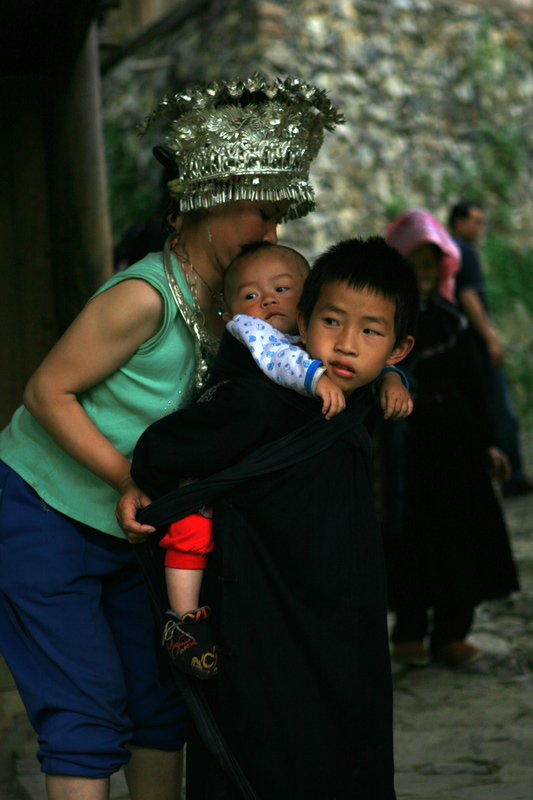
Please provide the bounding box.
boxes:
[209,200,291,268]
[408,244,440,302]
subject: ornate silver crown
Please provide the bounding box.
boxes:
[138,73,344,220]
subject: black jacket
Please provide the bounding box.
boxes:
[132,332,396,800]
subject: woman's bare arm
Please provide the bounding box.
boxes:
[23,278,165,495]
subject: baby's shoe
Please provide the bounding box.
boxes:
[162,606,218,679]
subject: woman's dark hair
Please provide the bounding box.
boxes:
[153,145,181,235]
[299,237,419,346]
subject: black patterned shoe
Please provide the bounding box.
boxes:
[162,606,218,678]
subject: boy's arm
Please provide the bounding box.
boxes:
[227,315,326,397]
[372,367,413,420]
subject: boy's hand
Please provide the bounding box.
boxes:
[315,374,346,419]
[378,372,413,420]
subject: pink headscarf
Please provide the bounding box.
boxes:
[384,208,460,303]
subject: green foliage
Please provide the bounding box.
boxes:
[383,196,408,222]
[483,234,533,425]
[476,123,525,212]
[439,20,528,234]
[505,353,533,427]
[468,15,510,76]
[105,118,158,244]
[437,120,525,233]
[483,234,533,316]
[416,169,433,196]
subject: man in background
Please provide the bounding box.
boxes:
[449,200,533,498]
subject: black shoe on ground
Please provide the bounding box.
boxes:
[162,606,218,679]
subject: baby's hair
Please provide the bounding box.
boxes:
[222,242,310,309]
[299,237,419,345]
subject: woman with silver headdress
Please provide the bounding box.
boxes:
[0,75,341,800]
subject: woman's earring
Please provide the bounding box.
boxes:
[207,214,213,244]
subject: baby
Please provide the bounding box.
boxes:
[222,242,411,419]
[161,242,412,677]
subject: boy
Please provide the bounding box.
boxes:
[223,242,412,419]
[161,242,412,678]
[131,237,418,800]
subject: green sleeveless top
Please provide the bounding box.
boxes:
[0,252,200,537]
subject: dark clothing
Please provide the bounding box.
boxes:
[453,236,488,308]
[392,602,475,651]
[132,333,396,800]
[382,296,519,647]
[114,219,166,272]
[453,236,527,485]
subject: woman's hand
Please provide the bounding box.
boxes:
[487,446,511,483]
[115,477,156,544]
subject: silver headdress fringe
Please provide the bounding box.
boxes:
[138,73,344,221]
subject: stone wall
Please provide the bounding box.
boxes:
[102,0,533,261]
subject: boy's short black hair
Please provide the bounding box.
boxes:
[299,237,419,345]
[222,241,310,308]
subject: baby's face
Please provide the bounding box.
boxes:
[225,253,307,335]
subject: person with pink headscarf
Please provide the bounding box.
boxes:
[379,208,519,668]
[384,207,461,302]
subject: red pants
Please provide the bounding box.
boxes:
[159,513,213,569]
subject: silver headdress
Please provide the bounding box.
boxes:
[138,73,344,221]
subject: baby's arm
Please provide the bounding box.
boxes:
[374,368,412,420]
[314,375,346,419]
[227,315,323,391]
[227,315,345,418]
[227,316,412,420]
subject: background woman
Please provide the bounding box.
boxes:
[0,74,342,800]
[382,208,519,668]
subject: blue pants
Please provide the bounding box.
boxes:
[0,461,186,778]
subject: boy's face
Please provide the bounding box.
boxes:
[223,253,307,335]
[298,281,414,397]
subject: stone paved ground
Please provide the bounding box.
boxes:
[1,433,532,800]
[392,431,533,800]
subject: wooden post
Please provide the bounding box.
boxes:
[41,21,113,336]
[0,22,112,427]
[0,75,54,427]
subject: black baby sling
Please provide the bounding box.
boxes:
[134,385,374,800]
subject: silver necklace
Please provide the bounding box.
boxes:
[171,235,218,324]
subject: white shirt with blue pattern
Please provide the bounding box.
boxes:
[226,315,326,397]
